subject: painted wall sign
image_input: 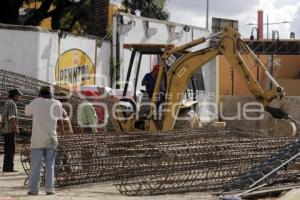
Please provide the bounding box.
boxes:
[55,49,95,90]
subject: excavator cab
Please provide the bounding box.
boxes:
[120,44,203,129]
[122,44,173,102]
[114,44,170,130]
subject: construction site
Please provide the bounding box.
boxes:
[1,0,300,200]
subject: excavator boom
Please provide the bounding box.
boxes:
[153,27,290,130]
[106,27,296,134]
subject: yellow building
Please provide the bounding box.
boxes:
[23,2,53,29]
[219,54,300,96]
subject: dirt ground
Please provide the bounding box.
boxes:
[0,155,218,200]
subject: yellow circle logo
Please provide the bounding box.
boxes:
[55,49,95,90]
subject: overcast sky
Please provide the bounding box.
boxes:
[111,0,300,39]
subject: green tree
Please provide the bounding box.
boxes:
[122,0,169,20]
[0,0,28,24]
[0,0,110,38]
[24,0,90,32]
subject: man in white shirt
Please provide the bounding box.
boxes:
[25,86,64,195]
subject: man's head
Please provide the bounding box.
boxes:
[152,64,160,76]
[8,89,22,101]
[39,86,53,99]
[54,91,69,102]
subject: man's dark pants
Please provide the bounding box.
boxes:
[2,132,15,172]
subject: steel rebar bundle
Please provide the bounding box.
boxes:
[113,131,298,196]
[2,69,299,195]
[0,69,82,132]
[20,128,297,194]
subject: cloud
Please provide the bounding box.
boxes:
[210,0,260,16]
[111,0,300,38]
[167,0,260,36]
[291,6,300,38]
[258,0,299,39]
[272,0,299,9]
[167,0,259,17]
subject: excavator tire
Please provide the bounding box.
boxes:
[173,109,199,130]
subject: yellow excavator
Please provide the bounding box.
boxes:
[103,27,296,135]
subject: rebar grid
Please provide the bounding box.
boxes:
[0,69,82,131]
[42,130,296,190]
[112,132,296,196]
[19,127,298,193]
[2,69,299,195]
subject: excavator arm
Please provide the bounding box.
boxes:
[107,27,295,133]
[153,27,292,131]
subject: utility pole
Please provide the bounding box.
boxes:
[206,0,209,30]
[267,15,269,39]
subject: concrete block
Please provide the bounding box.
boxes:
[219,96,300,135]
[278,188,300,200]
[267,119,297,137]
[213,121,226,128]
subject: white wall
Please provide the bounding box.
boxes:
[37,31,59,82]
[113,13,217,121]
[114,13,212,92]
[0,25,111,86]
[113,13,216,92]
[95,41,111,87]
[0,26,56,82]
[59,34,96,59]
